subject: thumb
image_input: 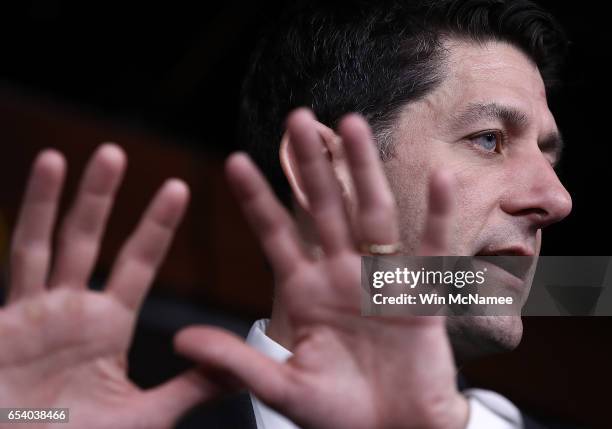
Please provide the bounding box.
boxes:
[173,326,293,411]
[140,368,221,428]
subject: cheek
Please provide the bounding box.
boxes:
[455,169,496,211]
[383,157,431,252]
[450,167,504,250]
[383,137,435,214]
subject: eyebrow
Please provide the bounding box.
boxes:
[451,102,528,130]
[451,102,564,166]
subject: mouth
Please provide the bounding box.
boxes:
[474,247,536,283]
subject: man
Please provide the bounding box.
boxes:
[0,0,573,428]
[214,0,571,426]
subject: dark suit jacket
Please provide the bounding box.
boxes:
[176,391,257,429]
[175,383,577,429]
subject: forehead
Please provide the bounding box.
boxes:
[424,38,557,131]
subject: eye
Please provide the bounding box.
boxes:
[468,131,503,153]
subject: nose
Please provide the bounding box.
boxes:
[500,149,572,230]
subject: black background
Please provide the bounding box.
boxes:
[0,0,608,255]
[0,1,610,427]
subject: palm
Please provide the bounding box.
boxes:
[0,289,138,419]
[1,146,216,429]
[279,254,457,429]
[176,110,467,429]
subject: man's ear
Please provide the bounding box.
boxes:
[280,121,355,214]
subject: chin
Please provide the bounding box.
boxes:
[446,315,523,363]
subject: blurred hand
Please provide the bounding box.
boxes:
[175,109,469,429]
[0,145,218,429]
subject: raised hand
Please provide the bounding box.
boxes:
[175,109,469,429]
[0,145,217,429]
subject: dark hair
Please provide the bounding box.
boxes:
[240,0,567,205]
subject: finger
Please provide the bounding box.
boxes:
[288,108,352,255]
[141,368,222,429]
[174,326,293,411]
[226,152,305,280]
[338,114,399,246]
[49,144,126,289]
[418,170,455,256]
[105,179,189,312]
[9,150,66,302]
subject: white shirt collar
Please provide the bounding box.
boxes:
[246,319,299,429]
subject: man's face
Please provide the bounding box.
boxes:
[384,39,572,358]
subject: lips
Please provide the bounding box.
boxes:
[474,248,536,282]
